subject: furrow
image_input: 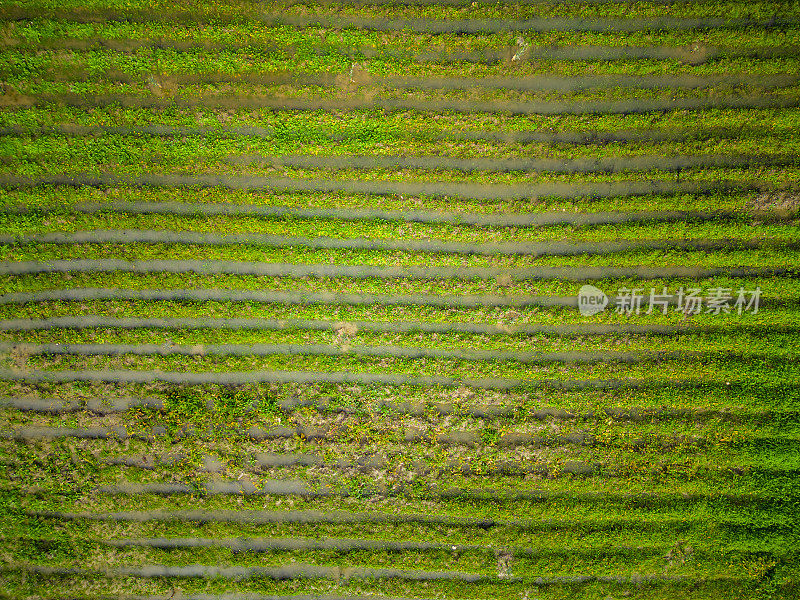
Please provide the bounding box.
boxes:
[14,71,800,92]
[3,316,797,336]
[5,40,800,63]
[2,289,792,311]
[2,563,736,585]
[0,370,792,390]
[0,8,793,32]
[227,152,800,173]
[5,230,796,255]
[1,124,795,145]
[100,536,666,559]
[0,174,765,200]
[5,202,794,227]
[0,259,794,280]
[12,508,740,531]
[5,93,798,114]
[0,341,768,364]
[4,396,794,424]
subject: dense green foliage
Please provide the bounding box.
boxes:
[0,0,798,598]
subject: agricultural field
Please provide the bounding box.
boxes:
[0,0,798,598]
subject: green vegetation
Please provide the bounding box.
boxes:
[0,1,798,598]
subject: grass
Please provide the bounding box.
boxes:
[2,186,796,218]
[2,270,797,299]
[1,211,798,240]
[5,325,799,348]
[2,243,800,269]
[3,19,800,49]
[9,351,799,384]
[6,134,800,162]
[4,105,800,133]
[0,2,798,598]
[4,47,800,78]
[4,1,800,21]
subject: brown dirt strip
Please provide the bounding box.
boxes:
[2,317,795,335]
[19,70,800,92]
[0,173,766,200]
[0,259,794,280]
[3,93,798,113]
[6,202,794,227]
[0,369,791,390]
[5,40,798,63]
[0,124,790,145]
[3,230,794,255]
[0,341,712,364]
[0,289,792,310]
[0,8,793,32]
